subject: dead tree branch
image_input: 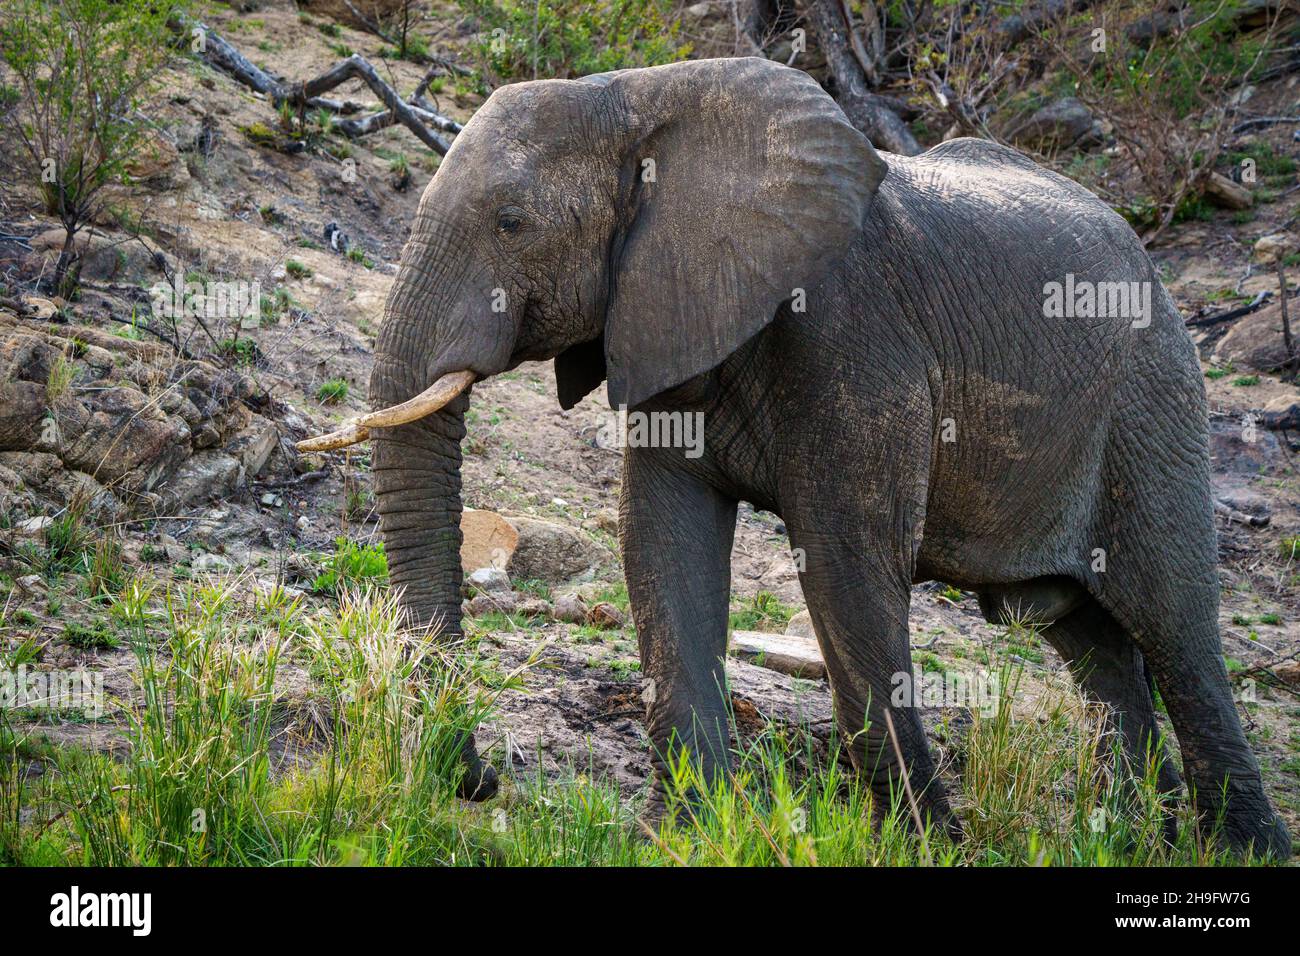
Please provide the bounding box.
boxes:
[170,15,460,154]
[806,0,921,154]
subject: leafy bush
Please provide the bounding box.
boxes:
[458,0,690,83]
[0,0,189,296]
[317,378,349,404]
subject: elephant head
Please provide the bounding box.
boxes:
[297,56,884,795]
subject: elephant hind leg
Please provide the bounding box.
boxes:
[1086,381,1291,858]
[1037,595,1182,837]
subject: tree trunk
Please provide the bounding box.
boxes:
[806,0,921,155]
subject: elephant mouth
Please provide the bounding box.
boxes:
[296,369,477,452]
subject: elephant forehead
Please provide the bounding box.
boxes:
[473,80,605,147]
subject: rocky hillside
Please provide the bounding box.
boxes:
[1,0,1299,842]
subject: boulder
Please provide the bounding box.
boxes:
[516,597,553,619]
[467,591,518,616]
[466,566,511,594]
[459,509,518,573]
[1253,232,1296,265]
[159,451,242,508]
[124,132,189,190]
[226,418,279,477]
[1212,301,1298,372]
[505,514,610,584]
[730,630,827,681]
[587,602,626,629]
[785,609,815,640]
[1008,97,1103,152]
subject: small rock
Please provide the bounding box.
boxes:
[1254,232,1296,265]
[260,492,283,507]
[587,602,625,629]
[193,553,233,572]
[593,510,618,534]
[553,592,589,624]
[296,516,310,531]
[516,597,553,619]
[785,609,815,640]
[16,516,53,535]
[467,566,511,593]
[15,574,45,595]
[467,591,518,616]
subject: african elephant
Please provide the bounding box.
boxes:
[299,57,1291,859]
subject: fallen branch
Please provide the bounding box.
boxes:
[1259,404,1300,431]
[170,15,459,155]
[1185,289,1272,328]
[290,54,458,153]
[1232,115,1300,134]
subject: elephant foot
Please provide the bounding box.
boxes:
[1221,811,1292,861]
[454,736,499,802]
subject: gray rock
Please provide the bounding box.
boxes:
[193,552,233,572]
[516,597,553,619]
[467,566,512,593]
[16,515,53,535]
[506,514,610,584]
[1009,97,1103,152]
[785,609,815,640]
[15,574,45,596]
[227,419,279,477]
[467,591,518,616]
[160,451,242,508]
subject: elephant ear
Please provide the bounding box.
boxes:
[599,57,886,410]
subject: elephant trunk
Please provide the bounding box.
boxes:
[369,398,468,637]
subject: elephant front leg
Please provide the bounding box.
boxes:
[619,448,737,819]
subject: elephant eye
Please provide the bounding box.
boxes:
[496,209,525,236]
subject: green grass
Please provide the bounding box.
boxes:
[728,591,796,632]
[0,580,1267,867]
[62,619,119,649]
[312,538,388,595]
[285,259,313,280]
[1231,375,1260,387]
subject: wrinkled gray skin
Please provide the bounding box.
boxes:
[368,57,1291,858]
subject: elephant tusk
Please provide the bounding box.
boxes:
[295,369,476,453]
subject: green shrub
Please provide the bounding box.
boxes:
[0,0,189,297]
[458,0,690,82]
[728,591,795,632]
[313,538,388,594]
[317,378,349,404]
